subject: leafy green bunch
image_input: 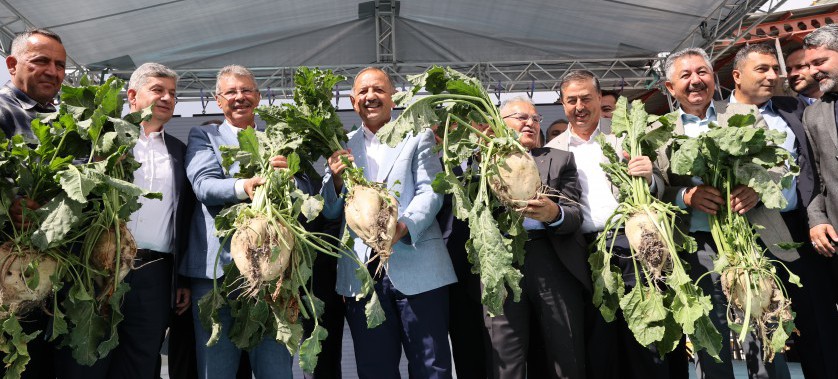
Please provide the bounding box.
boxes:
[199,68,381,373]
[375,66,536,316]
[0,76,158,377]
[670,112,799,361]
[589,97,721,359]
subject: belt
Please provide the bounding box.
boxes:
[134,249,170,263]
[583,228,623,244]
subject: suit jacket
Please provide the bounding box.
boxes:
[655,100,798,261]
[531,147,590,292]
[181,121,316,279]
[321,129,456,296]
[802,95,838,231]
[162,133,195,291]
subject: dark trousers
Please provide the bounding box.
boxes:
[301,253,345,379]
[168,308,199,379]
[445,218,490,379]
[584,233,687,379]
[0,309,55,379]
[685,232,789,379]
[345,274,452,379]
[778,209,838,379]
[485,237,585,379]
[56,255,173,379]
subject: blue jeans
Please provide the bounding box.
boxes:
[191,278,292,379]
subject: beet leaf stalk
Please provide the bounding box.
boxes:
[375,66,551,316]
[670,112,801,362]
[589,97,722,358]
[255,67,387,329]
[199,67,383,374]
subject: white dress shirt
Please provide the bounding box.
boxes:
[362,125,385,180]
[128,129,175,253]
[567,127,620,233]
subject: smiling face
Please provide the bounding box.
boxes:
[600,94,617,119]
[6,33,66,105]
[501,101,541,149]
[350,69,395,132]
[806,45,838,94]
[561,79,601,135]
[786,48,821,98]
[128,76,177,128]
[215,74,260,128]
[733,51,779,105]
[665,54,715,117]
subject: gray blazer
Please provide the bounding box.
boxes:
[802,96,838,231]
[321,129,456,296]
[655,100,798,261]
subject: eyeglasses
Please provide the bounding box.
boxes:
[216,88,258,100]
[502,113,543,123]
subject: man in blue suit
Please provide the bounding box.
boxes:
[322,67,457,379]
[182,65,303,379]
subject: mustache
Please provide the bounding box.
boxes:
[688,82,707,91]
[814,72,832,81]
[363,99,382,107]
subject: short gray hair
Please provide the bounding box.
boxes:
[10,28,62,56]
[499,95,536,114]
[803,25,838,52]
[215,65,257,93]
[664,48,713,80]
[128,62,178,91]
[559,70,600,94]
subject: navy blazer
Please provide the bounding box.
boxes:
[181,122,315,279]
[162,132,195,291]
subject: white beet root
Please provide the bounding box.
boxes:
[0,241,58,313]
[721,268,775,319]
[489,151,541,208]
[231,216,294,291]
[345,185,398,261]
[91,223,136,283]
[625,211,670,280]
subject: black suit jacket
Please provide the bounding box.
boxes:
[771,96,818,209]
[531,147,590,293]
[163,133,195,295]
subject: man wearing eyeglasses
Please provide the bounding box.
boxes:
[545,70,672,379]
[481,96,586,378]
[182,65,308,378]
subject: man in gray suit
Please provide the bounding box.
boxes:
[658,47,795,379]
[803,25,838,258]
[183,65,304,379]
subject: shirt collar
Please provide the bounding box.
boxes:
[3,81,54,112]
[139,127,166,142]
[679,101,716,124]
[568,121,602,146]
[729,91,776,114]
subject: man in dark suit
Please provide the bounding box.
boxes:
[56,62,196,378]
[482,96,586,378]
[730,43,838,379]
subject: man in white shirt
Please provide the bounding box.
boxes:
[545,70,668,379]
[56,62,195,379]
[323,67,456,378]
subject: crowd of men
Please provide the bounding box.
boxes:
[1,23,838,379]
